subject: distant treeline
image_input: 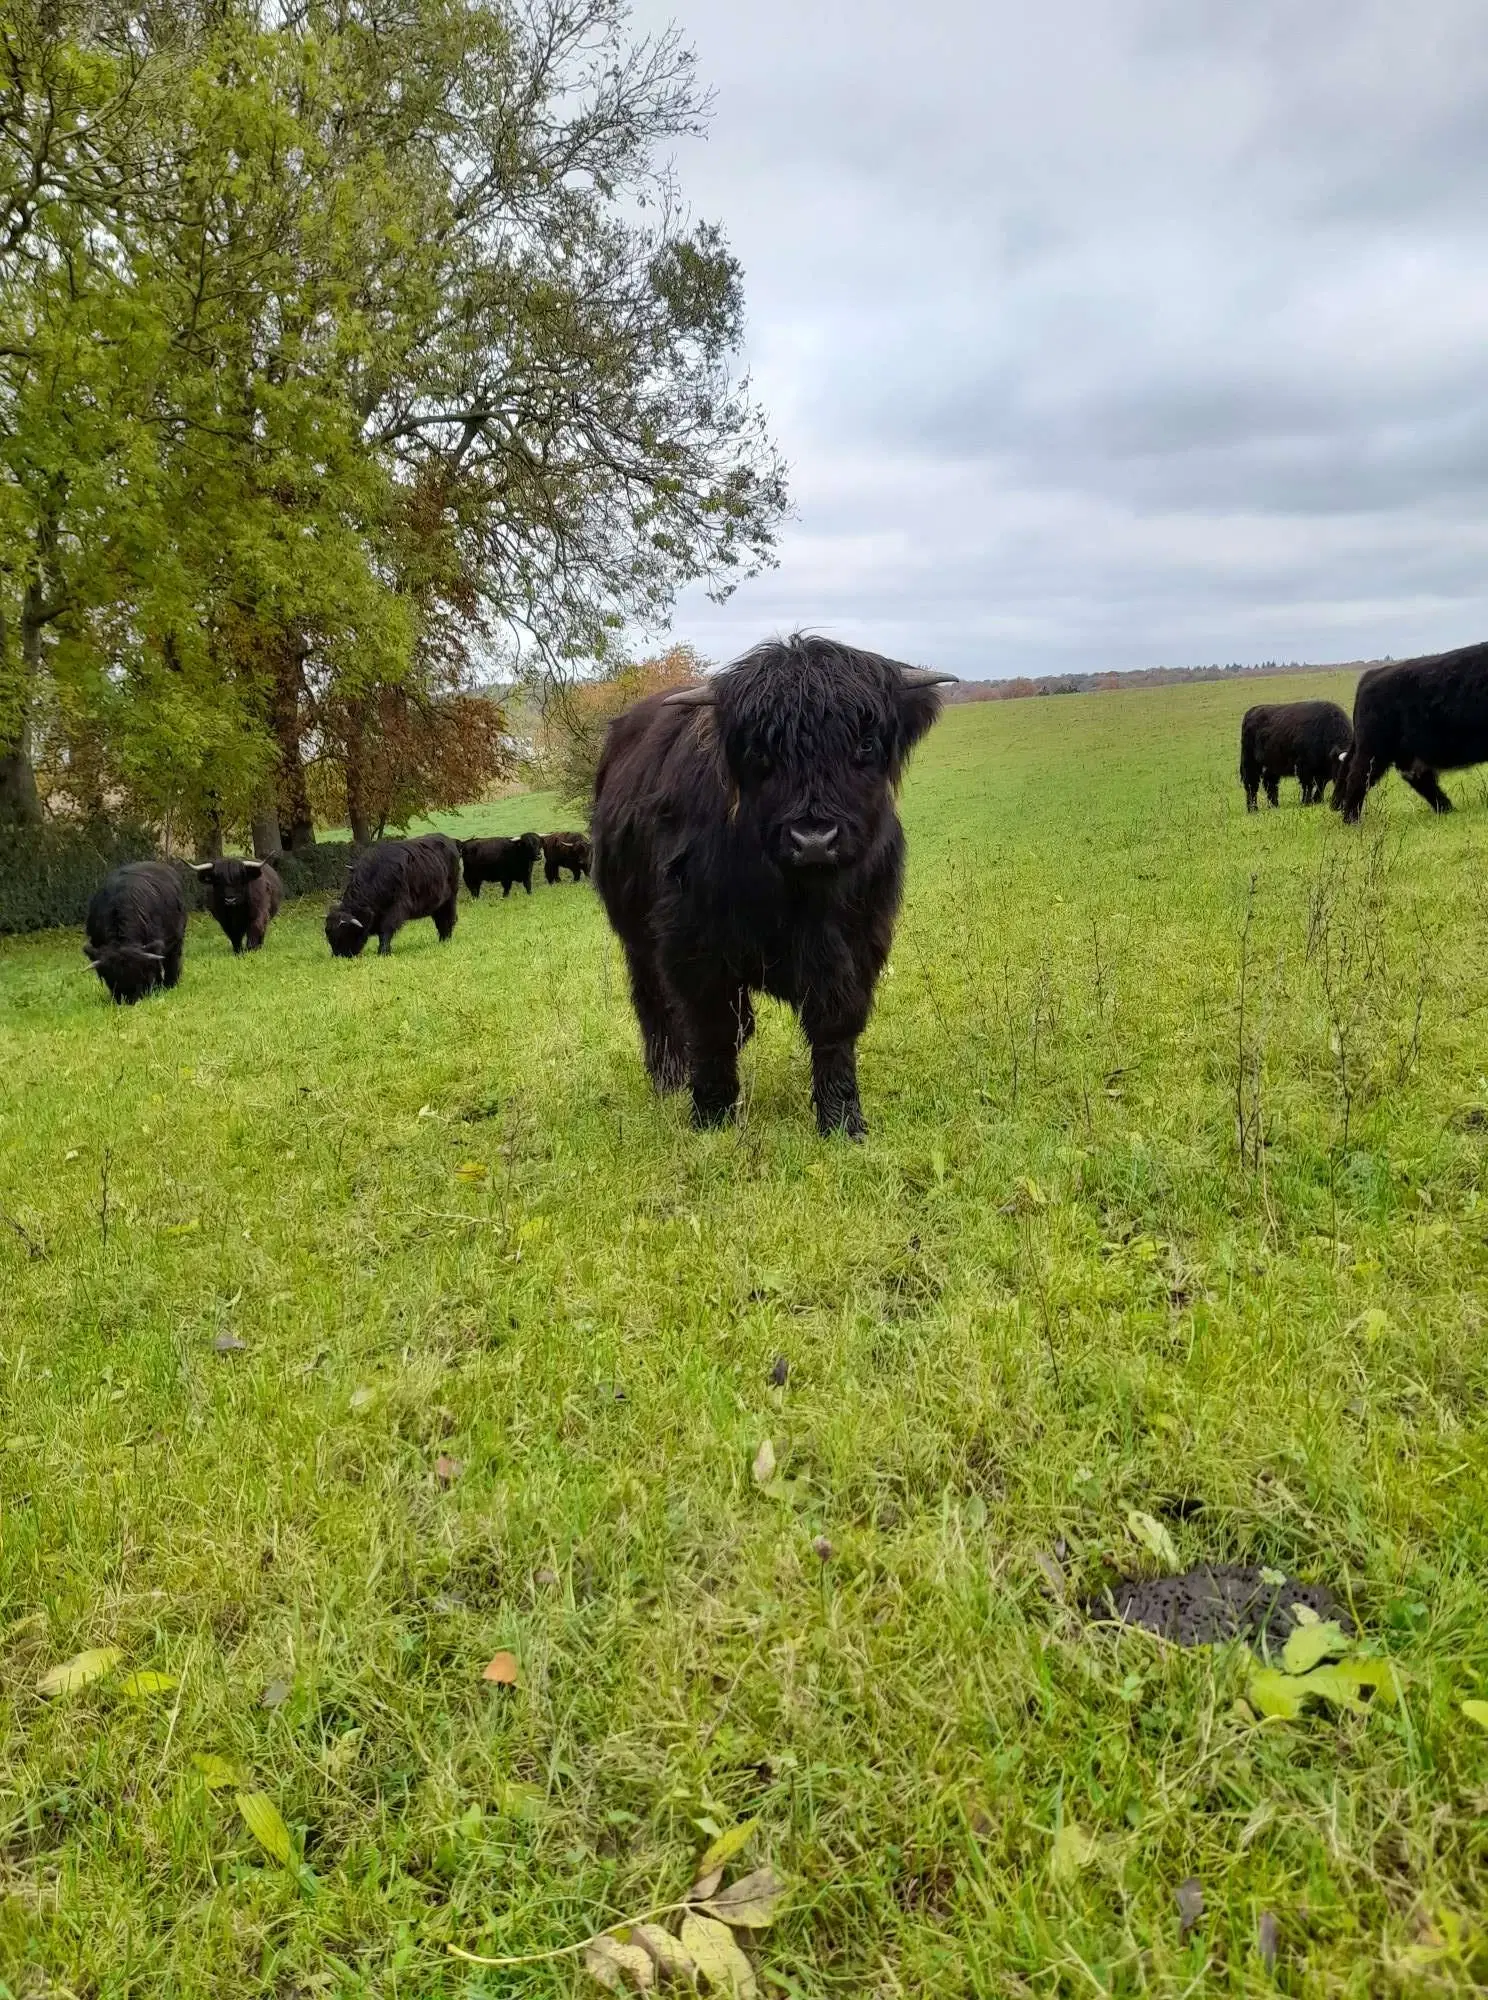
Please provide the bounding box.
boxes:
[944,660,1381,704]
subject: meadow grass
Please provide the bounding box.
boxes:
[2,672,1487,1997]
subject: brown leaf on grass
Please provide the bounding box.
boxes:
[751,1439,776,1486]
[1257,1910,1279,1969]
[36,1646,122,1697]
[213,1332,248,1355]
[632,1923,698,1982]
[689,1867,725,1901]
[482,1651,519,1686]
[767,1354,789,1387]
[533,1567,560,1588]
[679,1914,757,1996]
[435,1454,463,1488]
[1175,1877,1204,1938]
[698,1867,787,1929]
[260,1678,292,1709]
[582,1933,655,1992]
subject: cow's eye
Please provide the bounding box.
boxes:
[856,730,883,766]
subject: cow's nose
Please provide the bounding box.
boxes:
[788,823,840,864]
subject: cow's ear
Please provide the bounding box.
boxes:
[895,666,957,752]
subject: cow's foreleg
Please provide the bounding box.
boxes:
[434,895,458,941]
[1336,748,1378,823]
[1264,774,1280,808]
[808,1036,866,1139]
[163,943,184,989]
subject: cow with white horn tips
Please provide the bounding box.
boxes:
[325,834,462,956]
[192,856,283,953]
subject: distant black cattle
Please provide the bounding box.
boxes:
[542,831,591,884]
[84,860,188,1004]
[1239,700,1353,810]
[192,857,283,953]
[460,832,542,898]
[591,633,955,1138]
[325,835,461,956]
[1335,640,1488,822]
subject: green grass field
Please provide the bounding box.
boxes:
[3,671,1488,1997]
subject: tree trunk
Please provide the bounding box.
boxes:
[250,803,283,858]
[270,633,315,850]
[0,598,44,826]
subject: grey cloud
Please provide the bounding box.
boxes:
[629,0,1488,676]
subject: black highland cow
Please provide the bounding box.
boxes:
[192,856,283,952]
[542,831,591,884]
[1335,640,1488,822]
[325,835,461,956]
[460,833,542,898]
[84,860,188,1004]
[1239,700,1353,810]
[591,633,955,1137]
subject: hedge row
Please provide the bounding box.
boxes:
[0,823,357,936]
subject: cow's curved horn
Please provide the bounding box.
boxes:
[343,915,365,929]
[241,859,264,876]
[664,682,715,708]
[899,667,959,689]
[191,862,214,877]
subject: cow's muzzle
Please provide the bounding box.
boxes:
[787,823,840,867]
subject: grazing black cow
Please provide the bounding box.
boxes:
[591,633,955,1137]
[1335,639,1488,822]
[325,834,461,956]
[84,860,188,1004]
[460,832,542,898]
[192,857,283,953]
[542,831,591,884]
[1239,700,1353,811]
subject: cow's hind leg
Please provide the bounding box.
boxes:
[163,942,184,989]
[1402,760,1454,813]
[434,895,458,941]
[624,942,685,1094]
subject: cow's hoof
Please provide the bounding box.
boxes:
[691,1098,736,1130]
[819,1111,867,1142]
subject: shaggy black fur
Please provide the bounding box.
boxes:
[1335,639,1488,821]
[325,835,461,956]
[1239,700,1353,810]
[541,831,591,884]
[591,633,954,1137]
[460,833,542,898]
[84,860,188,1004]
[193,857,283,953]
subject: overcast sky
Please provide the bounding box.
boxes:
[629,0,1488,680]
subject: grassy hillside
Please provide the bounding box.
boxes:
[2,671,1487,1995]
